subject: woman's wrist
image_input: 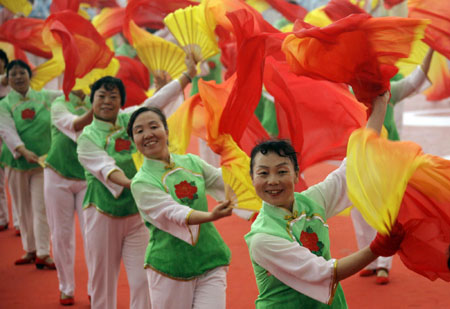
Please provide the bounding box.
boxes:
[182,72,192,83]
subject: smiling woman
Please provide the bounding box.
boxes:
[244,92,406,309]
[76,54,198,309]
[0,60,63,272]
[126,106,234,309]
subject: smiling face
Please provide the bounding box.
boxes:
[251,151,299,211]
[8,65,30,96]
[131,110,170,162]
[92,85,121,123]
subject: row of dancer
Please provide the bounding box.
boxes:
[0,51,408,309]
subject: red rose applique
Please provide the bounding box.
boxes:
[21,108,35,120]
[208,61,216,69]
[115,138,131,152]
[300,227,324,254]
[174,180,198,206]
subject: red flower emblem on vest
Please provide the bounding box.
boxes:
[300,227,324,254]
[115,138,131,152]
[175,180,198,206]
[21,108,35,120]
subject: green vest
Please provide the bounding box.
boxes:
[80,115,138,217]
[0,88,53,170]
[383,73,404,141]
[245,193,347,309]
[45,93,91,179]
[132,153,231,280]
[383,103,399,141]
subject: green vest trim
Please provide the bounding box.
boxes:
[133,153,231,279]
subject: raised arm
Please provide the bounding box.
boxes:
[51,95,93,142]
[366,91,389,134]
[390,48,434,103]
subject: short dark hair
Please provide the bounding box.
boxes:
[6,60,31,78]
[127,106,168,141]
[0,50,9,69]
[90,76,126,106]
[250,139,299,175]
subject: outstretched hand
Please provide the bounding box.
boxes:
[211,200,233,220]
[185,52,198,80]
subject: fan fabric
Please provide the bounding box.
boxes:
[49,0,80,13]
[265,0,307,22]
[164,5,219,62]
[347,128,450,281]
[0,18,52,59]
[42,11,114,98]
[92,7,124,38]
[384,0,405,9]
[347,128,428,234]
[0,0,32,16]
[219,9,285,143]
[423,52,450,101]
[72,57,120,94]
[323,0,367,22]
[129,21,186,80]
[282,14,428,105]
[116,56,150,108]
[0,42,29,65]
[31,57,65,91]
[408,0,450,60]
[264,58,367,171]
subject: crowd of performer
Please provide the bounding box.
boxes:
[0,0,449,308]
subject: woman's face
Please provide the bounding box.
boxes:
[251,151,298,211]
[92,85,121,123]
[8,65,30,96]
[132,111,169,161]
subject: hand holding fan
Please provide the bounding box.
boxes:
[164,5,219,63]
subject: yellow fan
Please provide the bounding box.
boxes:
[222,165,262,212]
[132,151,145,171]
[129,21,186,81]
[164,5,219,62]
[219,134,262,212]
[0,0,32,16]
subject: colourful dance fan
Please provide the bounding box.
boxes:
[132,151,144,171]
[164,5,219,62]
[220,135,262,212]
[129,21,186,80]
